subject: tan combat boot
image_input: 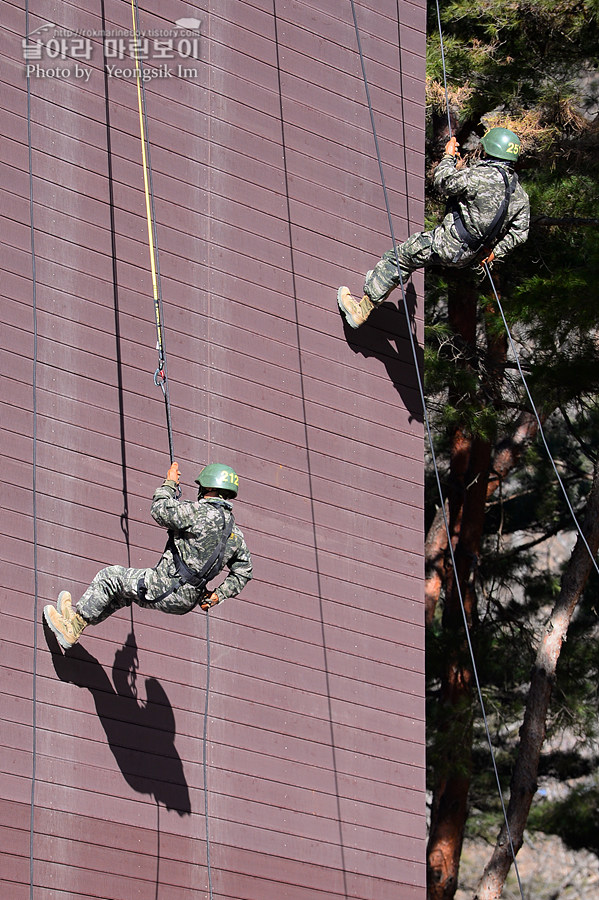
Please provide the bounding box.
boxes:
[337,286,374,329]
[44,594,88,650]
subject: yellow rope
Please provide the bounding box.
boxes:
[130,0,161,335]
[128,0,176,465]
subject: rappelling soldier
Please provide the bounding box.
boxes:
[337,127,531,328]
[44,462,253,650]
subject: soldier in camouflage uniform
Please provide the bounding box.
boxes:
[338,127,530,328]
[44,462,253,650]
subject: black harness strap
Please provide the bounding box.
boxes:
[451,165,516,261]
[138,507,234,604]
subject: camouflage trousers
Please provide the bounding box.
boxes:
[76,564,202,625]
[76,566,151,624]
[363,224,477,305]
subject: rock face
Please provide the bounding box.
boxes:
[457,834,599,899]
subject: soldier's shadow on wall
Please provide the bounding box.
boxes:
[342,283,424,425]
[45,624,191,816]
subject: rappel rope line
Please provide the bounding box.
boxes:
[25,3,39,896]
[434,0,453,138]
[484,262,599,577]
[349,2,525,895]
[203,609,214,900]
[130,0,175,464]
[128,6,213,897]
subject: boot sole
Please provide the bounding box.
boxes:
[43,605,76,651]
[337,286,361,329]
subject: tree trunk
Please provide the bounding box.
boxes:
[426,275,547,898]
[487,412,539,502]
[427,431,494,900]
[425,410,541,897]
[472,457,599,900]
[426,410,540,626]
[426,501,449,626]
[427,278,487,899]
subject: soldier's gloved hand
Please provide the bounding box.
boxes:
[481,250,495,267]
[200,591,219,611]
[445,136,459,157]
[166,462,180,485]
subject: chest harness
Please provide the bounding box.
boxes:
[137,505,234,604]
[450,164,517,263]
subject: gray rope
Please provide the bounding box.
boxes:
[203,610,214,899]
[25,2,39,896]
[435,0,453,137]
[484,261,599,577]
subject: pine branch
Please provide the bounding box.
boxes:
[533,215,599,228]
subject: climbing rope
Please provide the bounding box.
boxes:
[484,262,599,578]
[129,5,212,896]
[202,610,214,899]
[25,3,39,896]
[349,1,526,895]
[129,0,175,464]
[434,0,453,138]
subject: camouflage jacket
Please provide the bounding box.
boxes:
[145,481,253,605]
[433,155,530,260]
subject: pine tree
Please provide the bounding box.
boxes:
[424,2,599,897]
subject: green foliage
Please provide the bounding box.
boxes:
[424,0,599,868]
[427,0,599,126]
[528,784,599,854]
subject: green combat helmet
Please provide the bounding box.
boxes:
[195,463,239,498]
[480,127,521,162]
